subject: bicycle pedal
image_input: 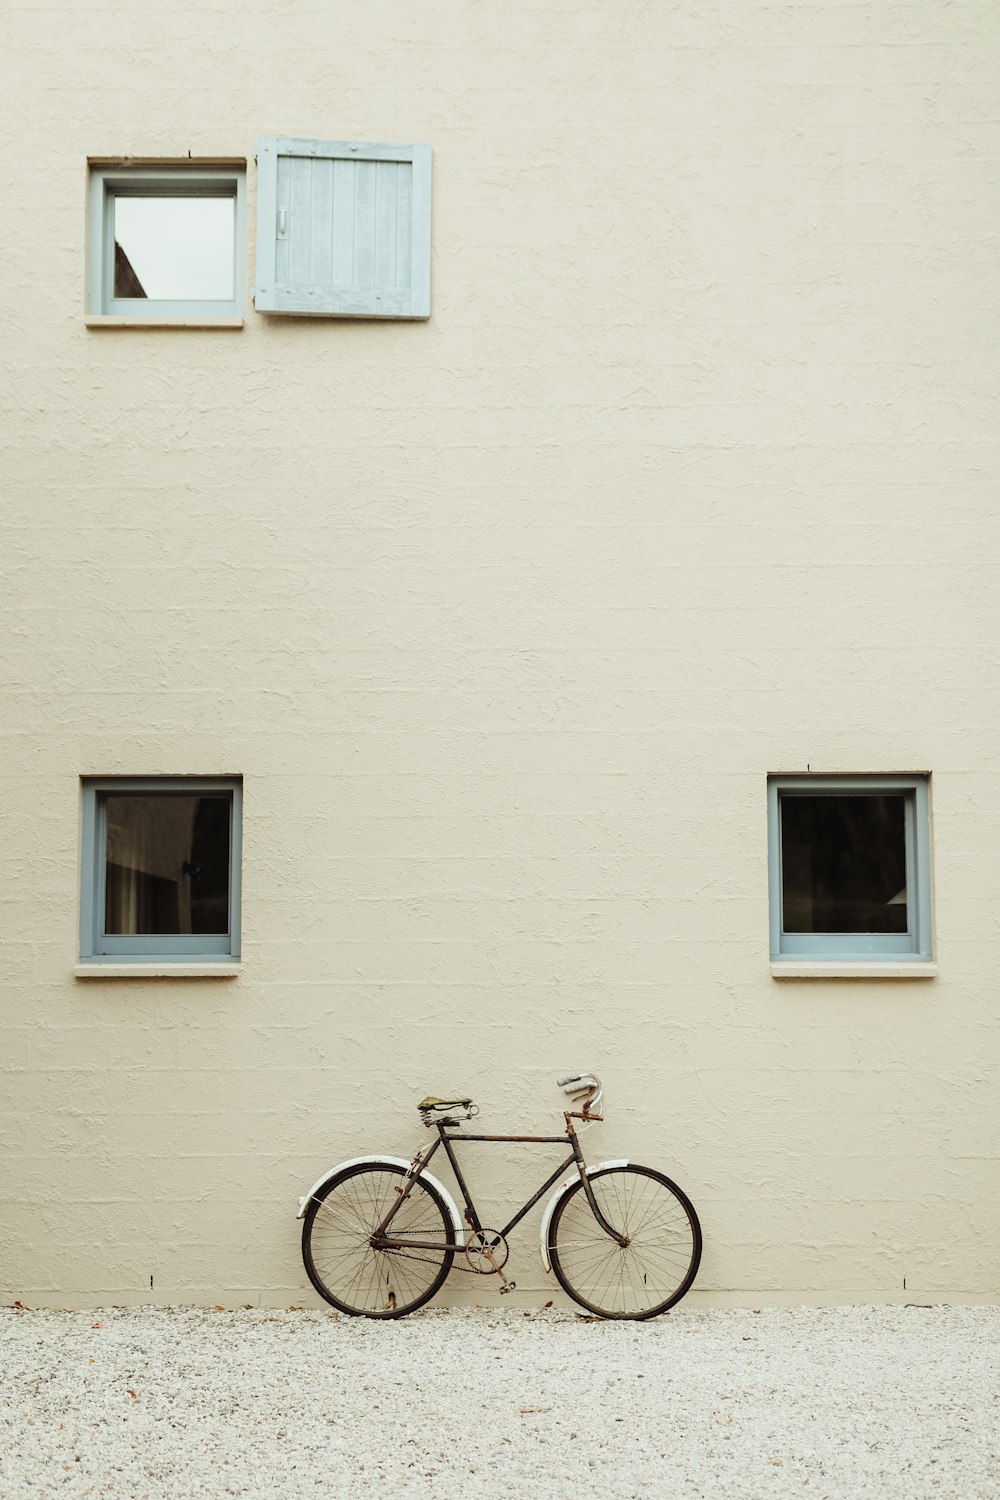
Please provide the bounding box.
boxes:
[498,1281,517,1295]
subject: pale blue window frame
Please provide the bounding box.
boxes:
[767,775,932,963]
[79,777,243,963]
[87,166,246,319]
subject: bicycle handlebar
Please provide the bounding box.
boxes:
[557,1072,603,1115]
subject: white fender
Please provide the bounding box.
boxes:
[538,1159,629,1272]
[296,1154,465,1245]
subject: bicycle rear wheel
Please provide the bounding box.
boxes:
[547,1164,701,1319]
[302,1163,454,1318]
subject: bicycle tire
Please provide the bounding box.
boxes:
[302,1163,455,1318]
[547,1164,702,1320]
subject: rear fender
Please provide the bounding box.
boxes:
[538,1159,629,1272]
[296,1153,465,1245]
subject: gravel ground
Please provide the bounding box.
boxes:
[1,1305,998,1499]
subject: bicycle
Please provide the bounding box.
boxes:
[297,1072,702,1320]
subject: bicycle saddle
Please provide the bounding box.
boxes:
[417,1095,478,1128]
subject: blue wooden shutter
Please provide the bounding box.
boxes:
[254,138,431,318]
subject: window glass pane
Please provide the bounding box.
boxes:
[103,795,231,935]
[112,196,235,300]
[780,795,907,934]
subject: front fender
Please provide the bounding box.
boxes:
[538,1159,629,1272]
[296,1154,465,1246]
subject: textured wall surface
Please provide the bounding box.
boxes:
[2,0,999,1307]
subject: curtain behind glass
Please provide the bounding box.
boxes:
[104,795,230,935]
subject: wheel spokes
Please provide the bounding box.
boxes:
[551,1168,700,1318]
[305,1168,452,1316]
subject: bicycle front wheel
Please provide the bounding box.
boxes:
[302,1164,454,1318]
[548,1164,702,1320]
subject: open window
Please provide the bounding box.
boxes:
[87,163,246,323]
[86,141,432,324]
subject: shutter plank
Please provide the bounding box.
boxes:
[309,156,334,290]
[273,152,290,288]
[395,164,412,292]
[353,160,376,290]
[331,158,355,287]
[286,156,312,286]
[374,161,398,288]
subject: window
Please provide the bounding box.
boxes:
[87,164,246,322]
[254,137,431,318]
[767,775,932,965]
[79,778,242,963]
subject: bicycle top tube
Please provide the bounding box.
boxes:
[444,1132,572,1144]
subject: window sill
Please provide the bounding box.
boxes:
[84,316,244,329]
[770,961,937,980]
[74,963,241,979]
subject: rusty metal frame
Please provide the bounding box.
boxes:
[371,1112,627,1255]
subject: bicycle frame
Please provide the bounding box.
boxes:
[371,1113,627,1253]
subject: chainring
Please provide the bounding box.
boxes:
[464,1229,510,1274]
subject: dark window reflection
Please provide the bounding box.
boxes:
[781,795,907,934]
[104,795,230,935]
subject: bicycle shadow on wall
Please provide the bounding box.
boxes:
[297,1073,702,1320]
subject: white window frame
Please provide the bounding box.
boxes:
[79,777,243,964]
[86,163,246,323]
[767,774,933,966]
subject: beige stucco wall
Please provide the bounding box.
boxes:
[2,0,999,1308]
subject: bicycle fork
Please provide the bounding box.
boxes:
[566,1116,630,1248]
